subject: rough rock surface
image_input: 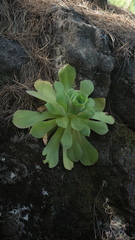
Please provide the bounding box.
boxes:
[54,8,114,98]
[0,125,135,239]
[110,59,135,131]
[0,36,28,86]
[0,3,135,240]
[0,36,28,73]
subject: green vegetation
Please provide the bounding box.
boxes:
[108,0,135,13]
[13,64,114,170]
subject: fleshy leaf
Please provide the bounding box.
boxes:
[80,125,90,136]
[92,112,115,124]
[61,122,72,149]
[12,110,54,129]
[42,128,64,168]
[84,119,108,135]
[26,90,48,102]
[88,98,95,107]
[80,80,94,96]
[78,133,98,165]
[93,98,106,112]
[72,92,88,113]
[30,119,57,138]
[12,64,115,171]
[34,79,56,104]
[56,93,67,111]
[56,116,69,128]
[71,117,84,131]
[54,81,64,94]
[63,149,74,170]
[58,64,76,93]
[76,107,95,119]
[67,130,83,161]
[45,102,62,115]
[59,106,67,116]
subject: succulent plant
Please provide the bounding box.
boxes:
[13,64,114,170]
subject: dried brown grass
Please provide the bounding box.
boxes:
[0,0,135,126]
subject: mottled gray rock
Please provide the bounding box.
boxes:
[0,36,28,73]
[53,8,115,98]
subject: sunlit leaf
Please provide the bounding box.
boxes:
[93,98,106,112]
[77,107,95,119]
[67,130,83,161]
[59,106,67,116]
[56,93,67,111]
[88,98,95,107]
[12,110,55,129]
[58,64,76,93]
[46,102,62,115]
[63,149,74,170]
[54,81,64,94]
[26,90,48,102]
[71,117,84,131]
[42,128,64,168]
[12,64,115,170]
[92,112,115,124]
[30,119,57,138]
[34,79,56,104]
[84,119,108,135]
[80,124,90,136]
[61,122,72,149]
[80,80,94,96]
[56,116,69,128]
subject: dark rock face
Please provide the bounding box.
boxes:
[110,59,135,130]
[0,4,135,240]
[54,9,114,98]
[0,36,28,73]
[0,126,135,239]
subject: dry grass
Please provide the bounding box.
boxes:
[0,0,135,126]
[93,182,134,240]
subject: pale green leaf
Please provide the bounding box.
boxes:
[46,102,62,115]
[71,117,84,131]
[34,79,56,104]
[58,64,76,93]
[56,116,69,128]
[93,98,106,112]
[67,113,76,118]
[61,122,72,149]
[92,112,115,124]
[88,98,95,107]
[26,90,48,102]
[30,119,57,138]
[80,125,91,136]
[42,128,64,168]
[56,93,67,111]
[67,130,83,162]
[80,80,94,96]
[54,81,64,94]
[78,133,98,165]
[63,149,74,170]
[76,107,95,119]
[84,119,108,135]
[59,106,67,116]
[12,110,54,129]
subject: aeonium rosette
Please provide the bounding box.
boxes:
[13,64,114,170]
